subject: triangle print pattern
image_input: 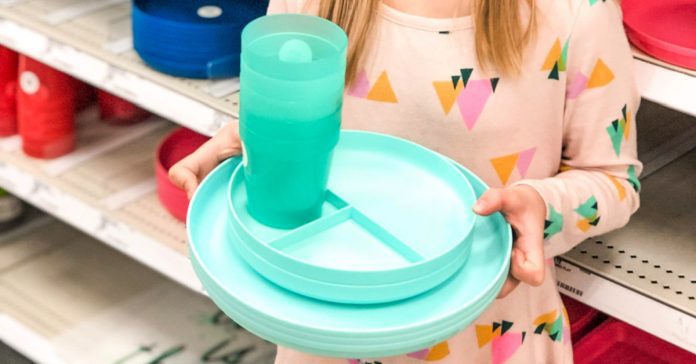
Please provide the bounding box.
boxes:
[476,321,526,364]
[541,38,569,80]
[567,59,615,99]
[490,147,536,185]
[433,67,499,130]
[348,70,398,103]
[605,104,631,156]
[406,341,450,361]
[544,204,563,239]
[575,196,600,232]
[533,310,567,343]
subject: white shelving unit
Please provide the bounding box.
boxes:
[0,0,695,358]
[0,215,275,364]
[0,109,203,293]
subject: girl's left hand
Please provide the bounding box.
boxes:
[473,185,547,298]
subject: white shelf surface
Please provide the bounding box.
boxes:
[556,146,696,354]
[0,1,694,137]
[0,216,275,364]
[0,108,203,293]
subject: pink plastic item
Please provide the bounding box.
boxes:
[156,127,209,222]
[561,295,606,343]
[622,0,696,70]
[573,319,696,364]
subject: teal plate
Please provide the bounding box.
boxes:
[228,131,478,304]
[188,149,512,358]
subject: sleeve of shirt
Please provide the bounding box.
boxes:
[515,0,642,258]
[267,0,319,15]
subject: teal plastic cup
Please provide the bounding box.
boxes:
[239,14,348,229]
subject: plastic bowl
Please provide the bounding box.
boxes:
[156,127,209,221]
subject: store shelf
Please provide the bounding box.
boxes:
[557,146,696,354]
[0,0,240,137]
[633,51,696,118]
[0,1,694,138]
[0,215,275,364]
[0,108,203,293]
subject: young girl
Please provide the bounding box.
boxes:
[171,0,641,362]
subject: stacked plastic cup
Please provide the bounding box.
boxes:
[17,56,77,159]
[0,46,18,136]
[239,14,348,229]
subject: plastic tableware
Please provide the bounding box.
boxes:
[573,319,695,364]
[622,0,696,70]
[240,14,348,228]
[17,56,77,159]
[188,143,512,358]
[97,90,150,125]
[156,127,209,222]
[132,0,267,78]
[0,46,18,136]
[228,131,477,304]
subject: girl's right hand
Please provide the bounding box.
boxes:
[168,122,242,198]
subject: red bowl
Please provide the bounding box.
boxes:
[156,127,209,222]
[622,0,696,70]
[574,318,695,364]
[0,46,18,136]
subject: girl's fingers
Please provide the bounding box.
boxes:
[168,160,200,198]
[497,275,520,298]
[473,188,505,216]
[510,241,545,286]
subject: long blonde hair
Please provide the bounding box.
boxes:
[318,0,537,84]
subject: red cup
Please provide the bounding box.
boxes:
[156,128,209,222]
[0,46,18,136]
[97,90,150,125]
[74,79,95,111]
[17,56,77,159]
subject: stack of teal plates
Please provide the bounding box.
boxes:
[188,131,512,358]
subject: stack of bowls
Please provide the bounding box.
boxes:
[132,0,267,78]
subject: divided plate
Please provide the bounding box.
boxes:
[188,147,512,358]
[228,131,478,303]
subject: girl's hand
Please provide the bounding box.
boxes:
[473,185,547,298]
[168,122,242,198]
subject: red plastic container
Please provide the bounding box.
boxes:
[97,90,150,125]
[74,79,95,111]
[0,46,18,136]
[17,56,77,159]
[622,0,696,70]
[574,319,696,364]
[561,294,606,343]
[156,127,209,222]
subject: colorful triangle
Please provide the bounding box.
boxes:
[457,79,493,130]
[491,152,520,186]
[567,73,588,99]
[559,39,570,72]
[606,174,627,201]
[366,71,397,103]
[433,80,463,115]
[460,68,473,87]
[451,75,461,89]
[476,325,500,348]
[544,205,563,239]
[516,147,536,177]
[501,320,514,335]
[541,39,562,71]
[491,77,500,92]
[587,59,614,88]
[491,332,524,364]
[348,70,371,98]
[425,341,450,361]
[548,62,560,80]
[628,165,641,192]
